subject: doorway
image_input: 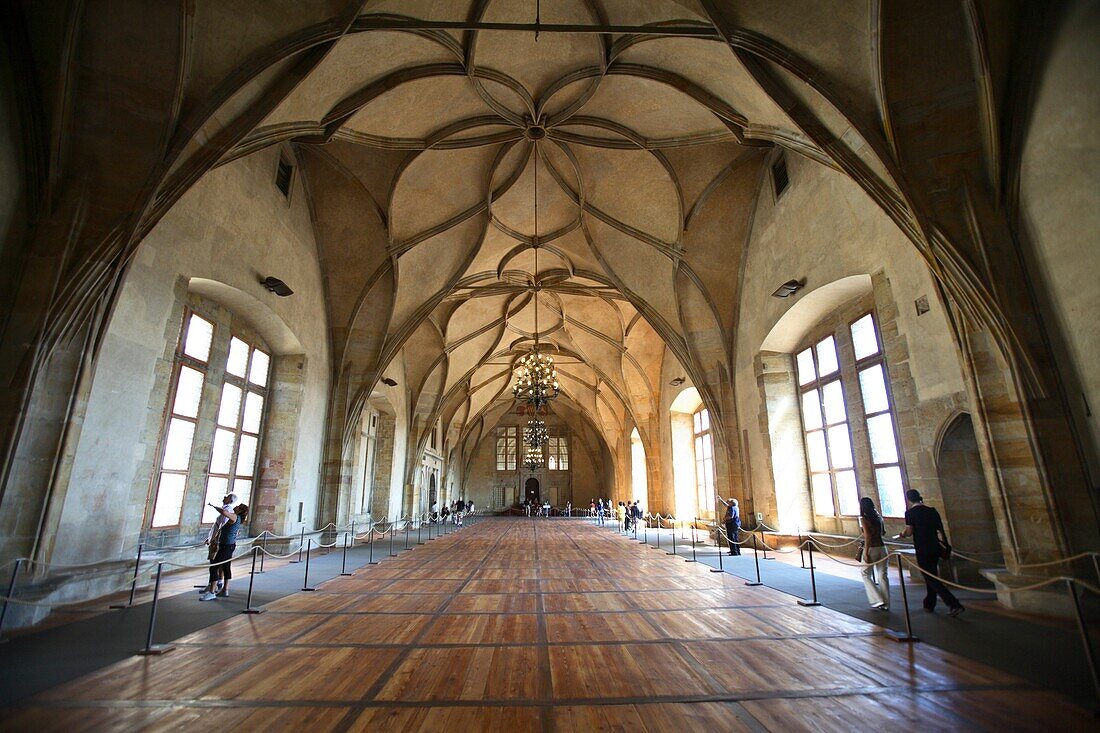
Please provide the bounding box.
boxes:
[937,414,1000,568]
[525,477,540,504]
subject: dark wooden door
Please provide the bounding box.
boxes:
[524,477,540,504]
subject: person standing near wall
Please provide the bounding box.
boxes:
[895,489,964,617]
[199,503,248,601]
[201,492,236,593]
[723,498,741,556]
[858,497,889,610]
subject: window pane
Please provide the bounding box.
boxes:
[236,434,258,477]
[811,473,835,515]
[867,413,899,464]
[173,366,204,418]
[232,478,253,506]
[821,380,847,424]
[693,411,701,432]
[248,349,270,387]
[202,476,230,523]
[161,418,195,471]
[816,336,839,377]
[851,313,879,360]
[183,314,214,362]
[796,348,816,386]
[242,392,264,434]
[701,434,712,460]
[699,409,710,432]
[876,466,906,517]
[217,383,243,428]
[836,470,860,515]
[801,389,822,430]
[549,455,558,471]
[858,363,890,414]
[806,431,829,472]
[827,424,854,469]
[227,337,249,378]
[150,473,187,527]
[210,428,235,474]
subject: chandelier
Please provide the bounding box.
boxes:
[512,352,559,406]
[523,442,544,471]
[511,135,560,407]
[524,419,548,448]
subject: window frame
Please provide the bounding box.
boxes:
[547,433,569,471]
[692,407,716,517]
[796,334,860,518]
[495,426,518,471]
[202,334,270,524]
[849,311,910,518]
[147,309,213,529]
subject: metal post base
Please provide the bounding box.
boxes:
[241,608,266,615]
[885,630,918,643]
[796,599,822,607]
[744,581,763,587]
[340,572,354,576]
[301,587,317,592]
[137,644,176,656]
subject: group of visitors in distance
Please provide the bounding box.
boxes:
[430,499,475,526]
[590,488,963,620]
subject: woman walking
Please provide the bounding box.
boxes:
[858,497,889,610]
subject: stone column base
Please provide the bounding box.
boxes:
[980,568,1073,618]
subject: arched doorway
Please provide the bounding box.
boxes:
[937,414,1000,565]
[525,477,540,504]
[428,472,437,507]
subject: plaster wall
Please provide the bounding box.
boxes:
[51,147,329,562]
[734,153,967,530]
[1018,0,1100,485]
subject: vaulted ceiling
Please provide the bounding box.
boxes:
[10,0,1041,493]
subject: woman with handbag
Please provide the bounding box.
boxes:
[895,489,965,617]
[857,497,889,610]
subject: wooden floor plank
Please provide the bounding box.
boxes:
[7,518,1084,731]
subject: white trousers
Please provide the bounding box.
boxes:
[861,545,890,608]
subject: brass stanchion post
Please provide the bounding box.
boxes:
[301,539,316,591]
[797,540,822,606]
[745,534,762,586]
[137,562,175,655]
[111,543,144,609]
[242,547,265,614]
[886,553,918,643]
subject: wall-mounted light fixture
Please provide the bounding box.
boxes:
[771,279,805,298]
[381,377,398,387]
[669,376,686,387]
[260,276,294,297]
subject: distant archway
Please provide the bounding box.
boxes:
[937,414,1000,565]
[525,477,540,504]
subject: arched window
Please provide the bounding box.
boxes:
[148,307,271,529]
[795,311,907,518]
[693,408,716,514]
[670,387,716,518]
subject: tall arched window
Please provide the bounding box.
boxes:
[796,311,907,518]
[693,408,716,514]
[148,307,271,530]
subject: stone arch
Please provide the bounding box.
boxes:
[936,413,1000,565]
[188,278,305,354]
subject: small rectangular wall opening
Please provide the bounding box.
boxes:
[275,157,294,199]
[771,154,789,199]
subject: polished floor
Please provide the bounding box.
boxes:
[1,519,1090,731]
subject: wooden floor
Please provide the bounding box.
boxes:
[2,519,1089,732]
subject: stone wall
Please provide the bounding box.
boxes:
[39,146,329,564]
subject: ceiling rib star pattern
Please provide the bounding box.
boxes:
[226,0,822,484]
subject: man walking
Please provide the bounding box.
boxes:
[896,489,964,617]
